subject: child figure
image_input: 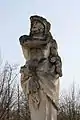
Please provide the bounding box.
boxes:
[49,39,62,77]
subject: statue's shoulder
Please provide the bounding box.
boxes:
[46,32,57,49]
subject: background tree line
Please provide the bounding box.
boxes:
[0,62,80,120]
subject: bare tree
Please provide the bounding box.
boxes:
[19,92,31,120]
[0,63,18,120]
[17,84,20,120]
[58,83,80,120]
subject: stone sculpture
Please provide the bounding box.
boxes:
[19,15,62,120]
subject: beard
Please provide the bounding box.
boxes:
[30,27,44,35]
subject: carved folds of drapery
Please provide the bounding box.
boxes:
[19,15,62,120]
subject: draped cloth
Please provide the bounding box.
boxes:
[21,70,59,120]
[29,89,58,120]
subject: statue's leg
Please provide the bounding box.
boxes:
[29,90,57,120]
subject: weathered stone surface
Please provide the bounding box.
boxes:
[19,15,62,120]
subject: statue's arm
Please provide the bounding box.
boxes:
[19,35,31,45]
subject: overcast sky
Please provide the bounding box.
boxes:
[0,0,80,90]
